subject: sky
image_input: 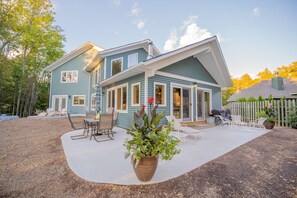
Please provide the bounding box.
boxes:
[51,0,297,78]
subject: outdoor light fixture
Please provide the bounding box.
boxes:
[193,82,198,88]
[68,95,71,99]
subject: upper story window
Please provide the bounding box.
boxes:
[72,95,85,106]
[128,53,138,68]
[92,67,100,86]
[154,82,166,107]
[61,70,78,83]
[111,58,123,76]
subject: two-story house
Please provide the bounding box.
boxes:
[44,37,232,129]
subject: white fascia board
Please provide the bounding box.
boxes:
[43,42,105,72]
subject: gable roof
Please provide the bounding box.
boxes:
[100,36,232,88]
[44,42,105,72]
[227,78,297,102]
[99,39,160,57]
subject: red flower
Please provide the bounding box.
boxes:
[141,104,146,109]
[148,97,154,105]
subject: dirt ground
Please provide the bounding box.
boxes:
[0,118,296,198]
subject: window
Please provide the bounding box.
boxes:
[154,83,166,106]
[92,68,100,86]
[91,94,96,110]
[61,70,78,83]
[128,53,138,67]
[111,58,123,76]
[131,83,140,106]
[72,95,85,106]
[106,83,128,112]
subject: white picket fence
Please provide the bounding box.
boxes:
[228,99,297,127]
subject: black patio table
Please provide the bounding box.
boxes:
[84,118,102,140]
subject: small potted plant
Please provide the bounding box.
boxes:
[256,104,277,129]
[124,97,180,182]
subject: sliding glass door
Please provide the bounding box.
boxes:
[172,86,191,121]
[196,90,211,120]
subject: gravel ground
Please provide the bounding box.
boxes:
[0,118,296,198]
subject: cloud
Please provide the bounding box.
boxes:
[112,0,121,7]
[136,19,145,30]
[164,28,178,51]
[252,7,260,16]
[131,3,140,16]
[164,16,224,52]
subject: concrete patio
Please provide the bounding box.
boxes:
[61,126,268,185]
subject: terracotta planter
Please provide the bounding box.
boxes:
[264,120,275,129]
[133,156,158,182]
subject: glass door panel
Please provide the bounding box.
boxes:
[173,88,181,119]
[197,90,204,120]
[182,89,190,121]
[204,92,210,117]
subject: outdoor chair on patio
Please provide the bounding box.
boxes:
[92,113,114,142]
[86,111,96,119]
[231,115,248,127]
[250,117,266,129]
[216,115,232,126]
[107,108,118,133]
[165,115,202,141]
[68,113,88,140]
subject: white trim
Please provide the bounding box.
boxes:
[72,95,86,106]
[155,71,220,88]
[195,87,212,121]
[49,72,53,107]
[106,83,128,113]
[91,93,96,111]
[111,57,123,76]
[144,71,148,113]
[131,82,141,106]
[88,73,91,110]
[104,58,107,80]
[128,53,138,68]
[153,82,167,107]
[52,95,68,112]
[170,83,194,122]
[60,70,78,83]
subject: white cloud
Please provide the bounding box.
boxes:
[252,7,260,16]
[164,16,224,52]
[137,19,145,30]
[131,3,140,16]
[112,0,121,7]
[163,28,178,51]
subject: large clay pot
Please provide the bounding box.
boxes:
[264,120,275,129]
[133,156,158,182]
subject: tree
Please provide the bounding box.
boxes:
[257,68,274,80]
[0,0,64,116]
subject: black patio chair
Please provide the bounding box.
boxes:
[67,113,88,140]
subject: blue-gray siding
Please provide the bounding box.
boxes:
[105,48,148,79]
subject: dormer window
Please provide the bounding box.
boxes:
[128,53,138,67]
[111,57,123,76]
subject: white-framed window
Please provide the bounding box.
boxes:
[128,53,138,68]
[91,93,96,110]
[92,67,100,87]
[131,82,140,106]
[154,82,166,107]
[111,57,123,76]
[61,70,78,83]
[106,83,128,113]
[72,95,85,106]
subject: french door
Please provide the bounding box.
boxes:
[196,90,211,120]
[172,85,192,121]
[52,95,67,112]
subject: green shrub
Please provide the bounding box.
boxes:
[287,106,297,129]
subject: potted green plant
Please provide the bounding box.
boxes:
[256,104,277,129]
[124,97,180,182]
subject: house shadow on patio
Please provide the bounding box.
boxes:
[61,126,268,185]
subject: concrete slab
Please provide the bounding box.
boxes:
[61,126,268,185]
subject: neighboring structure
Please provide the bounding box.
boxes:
[44,36,232,129]
[227,77,297,102]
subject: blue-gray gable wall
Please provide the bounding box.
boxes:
[159,56,217,84]
[105,48,148,79]
[101,73,145,129]
[50,48,97,114]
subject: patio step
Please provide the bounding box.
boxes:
[181,120,207,126]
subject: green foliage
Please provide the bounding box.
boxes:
[287,106,297,129]
[124,101,180,166]
[258,95,264,101]
[248,96,257,102]
[256,104,277,122]
[236,97,247,102]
